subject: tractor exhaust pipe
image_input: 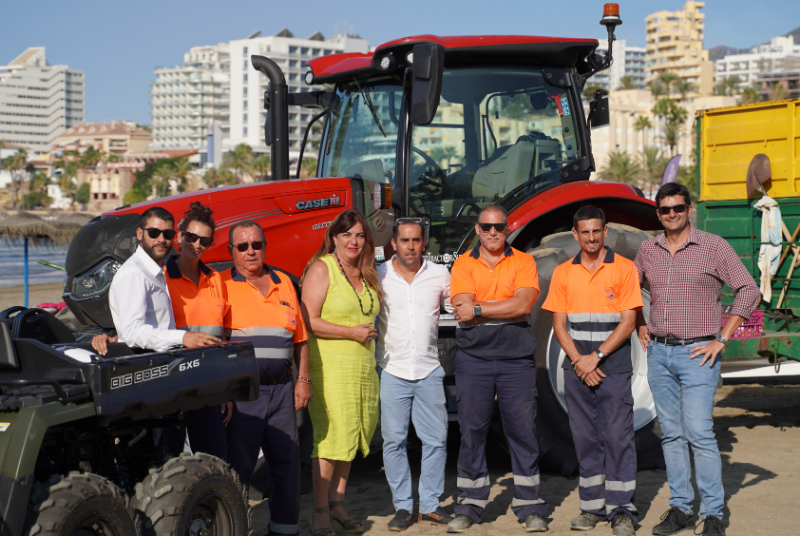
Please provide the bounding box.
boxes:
[251,55,289,181]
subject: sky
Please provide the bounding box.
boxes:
[2,0,799,126]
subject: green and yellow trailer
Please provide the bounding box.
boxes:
[696,99,800,372]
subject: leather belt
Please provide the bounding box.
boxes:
[652,336,714,346]
[264,368,291,385]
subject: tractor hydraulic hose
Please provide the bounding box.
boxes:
[251,55,290,181]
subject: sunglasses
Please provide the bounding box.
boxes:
[141,227,176,240]
[182,230,214,247]
[657,204,689,215]
[232,241,264,252]
[478,222,508,233]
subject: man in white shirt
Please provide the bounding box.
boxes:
[377,218,453,531]
[109,206,219,351]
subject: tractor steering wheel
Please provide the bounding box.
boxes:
[410,146,444,188]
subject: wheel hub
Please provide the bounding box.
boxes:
[188,505,215,536]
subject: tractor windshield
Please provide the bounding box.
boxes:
[410,67,580,262]
[320,82,403,184]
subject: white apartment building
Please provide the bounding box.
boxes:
[588,39,647,91]
[149,43,230,157]
[0,47,84,153]
[715,35,800,89]
[228,29,370,155]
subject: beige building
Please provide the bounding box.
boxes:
[588,89,736,185]
[54,121,150,156]
[645,1,714,98]
[78,167,134,212]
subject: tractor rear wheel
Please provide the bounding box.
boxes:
[133,452,250,536]
[527,223,664,475]
[25,471,136,536]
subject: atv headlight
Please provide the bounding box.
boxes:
[73,259,121,299]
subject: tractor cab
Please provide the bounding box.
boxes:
[256,26,620,262]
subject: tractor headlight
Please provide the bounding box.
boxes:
[73,259,121,299]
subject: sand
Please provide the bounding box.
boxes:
[252,383,800,536]
[0,282,65,312]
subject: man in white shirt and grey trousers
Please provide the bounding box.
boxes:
[377,217,454,532]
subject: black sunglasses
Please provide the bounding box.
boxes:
[657,204,689,215]
[182,230,214,247]
[478,222,508,233]
[141,227,176,240]
[232,241,264,252]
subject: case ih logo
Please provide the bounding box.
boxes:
[296,195,340,210]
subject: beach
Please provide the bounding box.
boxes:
[0,282,66,311]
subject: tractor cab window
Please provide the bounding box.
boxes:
[320,82,402,185]
[409,67,580,263]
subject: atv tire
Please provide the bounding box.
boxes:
[527,223,664,475]
[133,452,250,536]
[25,471,136,536]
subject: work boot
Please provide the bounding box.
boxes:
[419,507,453,526]
[523,513,548,532]
[700,516,725,536]
[388,510,413,532]
[611,513,635,536]
[652,507,692,535]
[447,515,476,533]
[570,512,601,531]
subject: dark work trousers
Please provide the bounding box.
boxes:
[227,378,300,535]
[157,406,228,462]
[454,350,548,522]
[564,370,637,523]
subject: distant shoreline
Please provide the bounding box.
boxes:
[0,282,65,311]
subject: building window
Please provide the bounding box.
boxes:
[243,60,248,70]
[243,47,248,57]
[244,127,248,136]
[244,114,248,122]
[243,100,248,109]
[301,47,309,55]
[289,46,298,54]
[244,74,248,82]
[243,87,248,96]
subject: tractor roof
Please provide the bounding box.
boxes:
[307,34,599,84]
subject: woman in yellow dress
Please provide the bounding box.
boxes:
[301,209,381,536]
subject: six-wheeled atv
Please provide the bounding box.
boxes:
[0,306,260,536]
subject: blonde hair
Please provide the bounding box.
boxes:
[301,209,382,301]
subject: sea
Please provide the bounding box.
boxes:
[0,243,69,288]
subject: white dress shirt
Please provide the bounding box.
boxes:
[109,245,186,351]
[376,256,452,381]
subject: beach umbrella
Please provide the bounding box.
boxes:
[0,212,93,306]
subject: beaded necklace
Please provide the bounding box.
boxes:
[333,251,374,316]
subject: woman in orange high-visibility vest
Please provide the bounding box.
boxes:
[92,202,231,460]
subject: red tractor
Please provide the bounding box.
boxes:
[63,5,662,472]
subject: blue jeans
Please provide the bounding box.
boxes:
[647,340,723,520]
[380,366,448,514]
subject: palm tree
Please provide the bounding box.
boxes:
[768,83,789,101]
[150,163,175,198]
[250,154,271,181]
[715,76,741,97]
[633,117,652,151]
[225,143,254,181]
[301,158,318,179]
[618,75,636,90]
[652,98,688,156]
[657,72,679,95]
[597,152,643,186]
[674,79,696,101]
[639,146,665,192]
[741,87,761,105]
[649,81,666,100]
[58,162,78,206]
[2,148,28,209]
[171,158,193,192]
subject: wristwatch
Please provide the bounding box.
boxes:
[595,350,606,360]
[473,304,482,317]
[715,333,728,346]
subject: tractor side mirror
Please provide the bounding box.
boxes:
[588,91,610,129]
[410,43,445,125]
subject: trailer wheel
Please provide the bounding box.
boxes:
[526,223,664,474]
[133,452,250,536]
[25,471,136,536]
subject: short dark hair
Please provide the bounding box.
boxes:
[655,182,691,207]
[140,206,174,229]
[573,205,606,229]
[478,204,507,222]
[179,201,215,234]
[392,217,425,241]
[228,219,265,246]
